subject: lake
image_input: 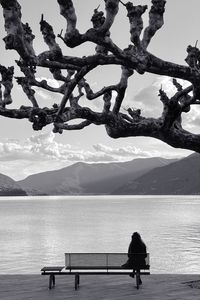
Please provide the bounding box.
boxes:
[0,196,200,274]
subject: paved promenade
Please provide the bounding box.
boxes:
[0,274,200,300]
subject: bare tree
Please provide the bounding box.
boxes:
[0,0,200,153]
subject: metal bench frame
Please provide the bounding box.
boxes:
[41,253,150,290]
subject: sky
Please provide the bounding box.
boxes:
[0,0,200,180]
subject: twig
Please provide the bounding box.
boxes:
[119,0,126,7]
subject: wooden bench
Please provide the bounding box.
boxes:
[41,253,150,290]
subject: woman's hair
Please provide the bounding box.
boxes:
[131,232,146,249]
[132,232,141,238]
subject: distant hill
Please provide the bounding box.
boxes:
[114,153,200,195]
[17,157,174,195]
[0,173,27,196]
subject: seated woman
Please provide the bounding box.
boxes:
[122,232,147,285]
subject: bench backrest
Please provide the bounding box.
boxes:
[65,253,150,269]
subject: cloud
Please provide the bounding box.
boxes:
[36,89,50,100]
[132,81,162,117]
[93,141,192,162]
[0,130,190,165]
[66,152,116,162]
[93,143,153,159]
[182,106,200,132]
[0,132,64,161]
[0,132,119,164]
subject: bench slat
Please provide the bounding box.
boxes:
[65,253,150,269]
[41,266,64,272]
[65,265,150,270]
[41,270,150,275]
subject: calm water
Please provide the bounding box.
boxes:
[0,196,200,274]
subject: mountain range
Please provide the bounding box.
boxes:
[17,156,174,196]
[114,153,200,195]
[0,173,27,196]
[0,153,199,196]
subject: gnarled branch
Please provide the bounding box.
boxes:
[1,0,35,61]
[142,0,166,49]
[0,65,14,107]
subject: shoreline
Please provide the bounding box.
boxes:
[0,274,200,299]
[0,195,200,200]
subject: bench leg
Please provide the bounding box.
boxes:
[52,274,55,287]
[49,274,55,289]
[75,273,79,290]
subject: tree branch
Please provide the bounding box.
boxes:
[0,0,200,154]
[40,14,62,58]
[57,0,82,47]
[56,65,97,118]
[99,0,119,34]
[80,79,117,100]
[15,77,39,108]
[125,2,148,47]
[142,0,166,49]
[54,120,92,133]
[0,65,14,107]
[0,0,35,61]
[112,66,133,113]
